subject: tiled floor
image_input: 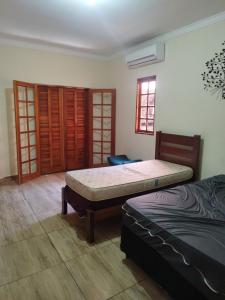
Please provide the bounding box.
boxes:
[0,174,171,300]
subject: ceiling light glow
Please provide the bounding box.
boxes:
[86,0,97,5]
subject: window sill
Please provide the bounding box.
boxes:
[135,130,154,136]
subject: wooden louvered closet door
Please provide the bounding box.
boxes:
[14,81,114,183]
[38,86,64,174]
[63,88,88,170]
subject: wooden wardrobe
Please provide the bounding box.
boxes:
[14,81,115,184]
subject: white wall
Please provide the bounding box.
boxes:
[0,45,109,179]
[109,20,225,179]
[1,19,225,180]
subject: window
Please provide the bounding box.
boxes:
[135,76,156,135]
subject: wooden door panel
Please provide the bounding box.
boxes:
[63,88,76,170]
[14,81,40,183]
[49,87,64,172]
[76,89,88,169]
[63,88,88,170]
[38,86,64,174]
[88,89,116,168]
[38,86,50,173]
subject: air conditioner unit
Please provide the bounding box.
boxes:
[125,43,165,68]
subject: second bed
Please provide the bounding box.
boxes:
[62,131,201,242]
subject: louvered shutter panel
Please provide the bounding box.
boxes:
[38,86,64,174]
[63,88,88,170]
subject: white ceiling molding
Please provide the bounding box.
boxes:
[110,11,225,60]
[0,11,225,61]
[0,33,108,61]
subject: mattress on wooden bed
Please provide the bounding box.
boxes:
[65,159,193,201]
[122,175,225,298]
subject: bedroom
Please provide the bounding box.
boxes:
[0,0,225,299]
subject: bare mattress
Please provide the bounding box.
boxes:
[65,159,193,201]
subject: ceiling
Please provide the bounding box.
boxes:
[0,0,225,58]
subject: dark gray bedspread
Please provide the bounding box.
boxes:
[123,175,225,297]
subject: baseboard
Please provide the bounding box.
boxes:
[0,175,17,184]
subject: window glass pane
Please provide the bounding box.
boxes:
[29,132,36,146]
[147,120,154,132]
[103,142,111,153]
[93,130,101,141]
[93,105,101,117]
[20,118,27,132]
[103,154,109,163]
[149,81,156,93]
[22,162,29,175]
[93,154,101,164]
[147,107,154,119]
[103,131,111,141]
[141,95,147,106]
[93,142,101,153]
[28,103,35,116]
[19,102,26,116]
[18,86,26,101]
[140,119,147,131]
[93,93,102,104]
[141,82,148,94]
[30,146,36,160]
[148,94,155,106]
[93,118,101,129]
[21,148,29,162]
[103,105,111,117]
[20,133,28,147]
[27,87,34,101]
[28,118,35,131]
[30,161,37,173]
[140,107,147,118]
[103,118,111,129]
[103,93,112,104]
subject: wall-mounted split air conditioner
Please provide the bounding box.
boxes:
[125,43,165,68]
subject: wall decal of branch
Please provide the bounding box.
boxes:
[201,41,225,100]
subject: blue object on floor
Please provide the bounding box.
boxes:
[107,155,142,166]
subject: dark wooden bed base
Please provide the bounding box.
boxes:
[62,131,201,243]
[120,226,219,300]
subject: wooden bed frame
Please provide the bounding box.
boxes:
[62,131,201,243]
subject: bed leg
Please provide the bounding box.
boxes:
[62,187,67,215]
[87,209,95,243]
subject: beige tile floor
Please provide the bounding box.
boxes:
[0,174,171,300]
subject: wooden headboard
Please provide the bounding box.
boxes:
[155,131,201,180]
